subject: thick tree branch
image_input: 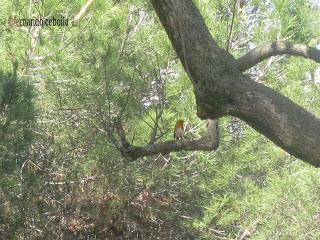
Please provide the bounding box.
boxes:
[236,41,320,72]
[116,119,219,161]
[151,0,320,167]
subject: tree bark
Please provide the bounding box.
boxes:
[236,41,320,72]
[150,0,320,167]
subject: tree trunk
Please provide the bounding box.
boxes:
[150,0,320,167]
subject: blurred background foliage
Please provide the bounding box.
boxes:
[0,0,320,239]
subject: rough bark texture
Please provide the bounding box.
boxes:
[150,0,320,167]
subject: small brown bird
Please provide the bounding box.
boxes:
[174,119,184,140]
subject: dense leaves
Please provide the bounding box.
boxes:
[0,0,319,239]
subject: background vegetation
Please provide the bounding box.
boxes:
[0,0,320,239]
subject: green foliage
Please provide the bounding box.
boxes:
[0,64,36,167]
[272,0,314,42]
[0,65,37,238]
[0,0,320,239]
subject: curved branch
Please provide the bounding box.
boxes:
[115,119,219,161]
[236,41,320,72]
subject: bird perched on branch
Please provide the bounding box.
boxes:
[174,119,184,140]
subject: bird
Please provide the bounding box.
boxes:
[174,119,184,140]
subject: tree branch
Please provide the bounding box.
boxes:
[236,41,320,72]
[115,118,219,161]
[74,0,94,22]
[148,106,164,145]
